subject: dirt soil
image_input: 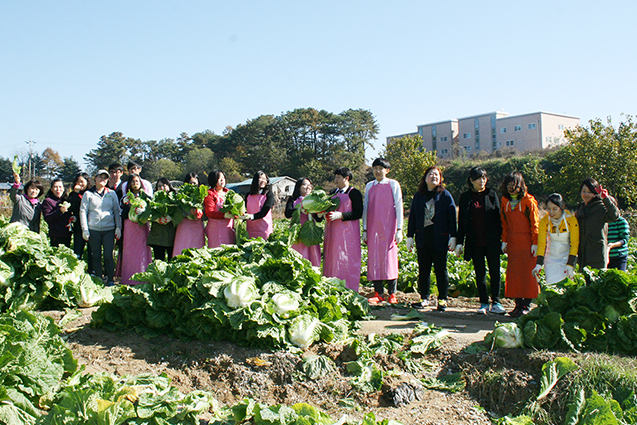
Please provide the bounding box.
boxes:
[48,292,556,425]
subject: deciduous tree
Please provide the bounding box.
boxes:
[381,135,437,200]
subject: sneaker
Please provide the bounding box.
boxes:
[437,299,447,311]
[411,300,430,309]
[489,302,507,315]
[508,306,522,318]
[477,303,489,314]
[520,305,531,315]
[388,293,398,304]
[368,292,385,304]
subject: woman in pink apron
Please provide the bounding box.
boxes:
[323,167,363,291]
[244,171,274,240]
[285,177,321,267]
[172,173,205,257]
[204,170,236,248]
[363,158,403,304]
[119,174,152,285]
[533,193,579,284]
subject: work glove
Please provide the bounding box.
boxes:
[362,231,367,244]
[134,206,145,215]
[82,231,90,241]
[115,228,121,240]
[328,211,343,221]
[405,237,414,251]
[454,244,463,257]
[395,229,403,244]
[566,265,575,279]
[531,244,538,256]
[532,264,542,278]
[156,216,172,225]
[501,242,508,253]
[448,237,457,251]
[242,213,254,220]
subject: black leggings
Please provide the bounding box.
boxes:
[417,247,449,300]
[471,246,501,304]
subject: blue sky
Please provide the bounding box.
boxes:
[1,1,635,168]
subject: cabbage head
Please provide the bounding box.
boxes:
[271,293,299,318]
[224,276,259,309]
[0,260,14,287]
[288,314,322,350]
[485,322,524,349]
[220,190,246,217]
[301,190,340,214]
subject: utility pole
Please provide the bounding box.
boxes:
[25,139,36,181]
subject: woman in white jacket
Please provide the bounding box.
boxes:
[80,169,122,286]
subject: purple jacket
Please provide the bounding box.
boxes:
[42,195,72,239]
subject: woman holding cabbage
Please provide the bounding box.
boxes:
[172,173,206,257]
[42,178,72,247]
[119,174,152,285]
[243,171,275,240]
[323,167,363,291]
[204,170,236,248]
[285,177,322,267]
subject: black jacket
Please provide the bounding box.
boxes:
[456,188,502,260]
[407,188,457,251]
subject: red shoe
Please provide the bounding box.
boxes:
[388,293,398,304]
[368,292,385,304]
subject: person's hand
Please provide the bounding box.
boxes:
[405,237,414,251]
[501,242,508,253]
[448,237,457,251]
[156,216,172,225]
[328,211,343,221]
[13,171,20,184]
[395,229,403,244]
[115,228,121,240]
[532,264,542,278]
[362,231,367,244]
[134,207,145,215]
[595,185,609,199]
[566,265,575,279]
[224,212,234,219]
[242,213,254,220]
[531,244,538,257]
[60,204,68,213]
[454,244,463,257]
[82,231,90,241]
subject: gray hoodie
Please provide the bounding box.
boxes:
[80,187,122,233]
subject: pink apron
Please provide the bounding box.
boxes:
[246,194,273,240]
[205,194,235,248]
[366,183,399,281]
[172,218,205,257]
[120,218,152,285]
[323,191,361,291]
[291,197,321,267]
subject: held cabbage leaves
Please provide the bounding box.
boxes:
[12,155,21,175]
[126,191,151,224]
[220,190,246,217]
[300,190,340,214]
[297,221,323,247]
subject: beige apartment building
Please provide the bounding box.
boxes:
[388,111,580,159]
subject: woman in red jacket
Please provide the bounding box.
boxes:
[204,170,236,248]
[500,171,539,317]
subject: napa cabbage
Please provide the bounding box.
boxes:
[223,276,259,309]
[300,190,340,214]
[12,155,21,175]
[271,293,299,318]
[288,314,322,349]
[0,259,14,286]
[485,322,524,349]
[220,190,246,217]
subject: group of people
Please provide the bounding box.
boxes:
[9,158,629,317]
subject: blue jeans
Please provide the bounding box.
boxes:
[607,255,628,272]
[88,229,116,283]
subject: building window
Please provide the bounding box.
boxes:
[500,128,507,134]
[463,146,472,152]
[440,136,448,142]
[463,133,471,139]
[514,125,521,132]
[558,124,564,130]
[528,123,537,130]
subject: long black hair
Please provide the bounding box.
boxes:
[72,172,90,193]
[183,172,201,186]
[499,171,527,199]
[249,171,270,195]
[126,173,144,194]
[208,169,226,190]
[291,177,311,201]
[155,177,175,193]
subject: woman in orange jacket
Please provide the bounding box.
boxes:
[500,171,539,317]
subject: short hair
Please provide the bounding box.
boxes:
[418,165,445,194]
[45,178,66,199]
[24,179,44,198]
[108,163,124,172]
[155,177,175,193]
[183,172,201,186]
[334,167,353,181]
[546,193,566,210]
[208,169,226,189]
[249,171,270,195]
[127,161,142,171]
[467,166,487,188]
[371,158,391,169]
[500,171,527,199]
[291,177,311,200]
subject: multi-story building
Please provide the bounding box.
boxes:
[388,111,580,159]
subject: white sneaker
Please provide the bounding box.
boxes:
[489,303,506,315]
[477,304,489,314]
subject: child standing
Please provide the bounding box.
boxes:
[363,158,403,305]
